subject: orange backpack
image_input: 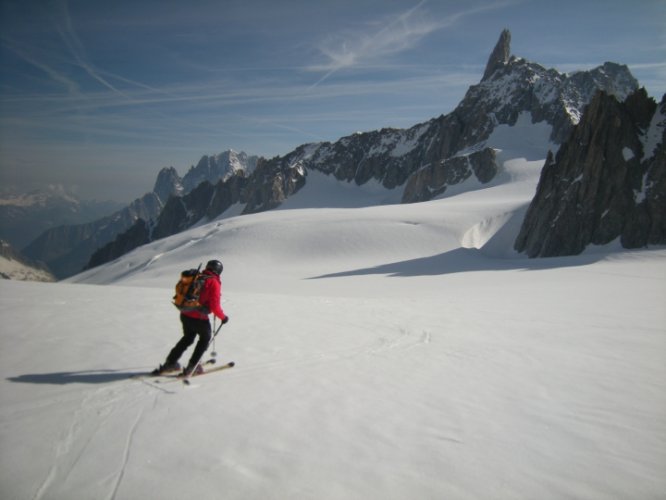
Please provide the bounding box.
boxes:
[173,265,212,313]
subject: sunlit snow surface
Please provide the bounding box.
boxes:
[1,148,665,499]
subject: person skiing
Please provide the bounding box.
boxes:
[152,259,229,376]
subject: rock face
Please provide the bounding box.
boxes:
[482,29,511,81]
[514,89,666,257]
[242,155,306,214]
[402,148,498,203]
[85,219,151,270]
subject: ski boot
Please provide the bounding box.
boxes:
[151,361,181,376]
[181,364,204,377]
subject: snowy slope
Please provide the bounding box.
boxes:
[1,132,665,500]
[0,241,55,282]
[0,255,55,282]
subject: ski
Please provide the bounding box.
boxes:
[180,361,235,385]
[132,362,234,378]
[130,367,181,379]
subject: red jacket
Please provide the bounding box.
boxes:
[181,270,227,321]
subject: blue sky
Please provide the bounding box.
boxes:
[1,0,664,202]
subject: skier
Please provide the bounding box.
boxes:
[152,259,229,376]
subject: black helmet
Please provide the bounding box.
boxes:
[205,259,223,275]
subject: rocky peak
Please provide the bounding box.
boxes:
[514,89,665,257]
[482,29,511,82]
[153,166,183,204]
[182,150,258,193]
[458,50,638,146]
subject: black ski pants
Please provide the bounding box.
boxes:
[166,314,212,369]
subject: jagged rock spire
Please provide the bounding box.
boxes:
[153,166,183,204]
[482,29,511,81]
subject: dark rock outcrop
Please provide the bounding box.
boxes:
[514,89,665,257]
[86,219,151,269]
[242,156,306,214]
[402,148,498,203]
[482,29,511,81]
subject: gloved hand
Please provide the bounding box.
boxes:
[222,316,229,324]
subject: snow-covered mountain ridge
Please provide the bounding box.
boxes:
[153,150,259,204]
[280,29,638,191]
[19,30,647,279]
[20,151,257,280]
[82,30,645,273]
[0,186,79,207]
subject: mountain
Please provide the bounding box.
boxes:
[87,30,641,269]
[21,192,163,279]
[515,89,666,257]
[0,186,122,249]
[22,150,257,280]
[0,240,55,282]
[181,150,258,193]
[294,28,638,200]
[152,150,258,202]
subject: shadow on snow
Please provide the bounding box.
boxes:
[308,247,607,279]
[8,369,145,385]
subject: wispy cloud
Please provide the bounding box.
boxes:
[0,36,81,96]
[307,0,436,87]
[307,0,518,88]
[54,0,129,97]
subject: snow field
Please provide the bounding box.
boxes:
[1,147,665,499]
[2,248,665,499]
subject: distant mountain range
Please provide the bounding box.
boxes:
[0,186,123,249]
[11,30,665,281]
[19,151,257,279]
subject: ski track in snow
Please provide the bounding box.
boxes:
[29,384,160,500]
[227,325,433,378]
[31,386,113,500]
[108,405,145,500]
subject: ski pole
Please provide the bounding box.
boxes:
[210,319,222,360]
